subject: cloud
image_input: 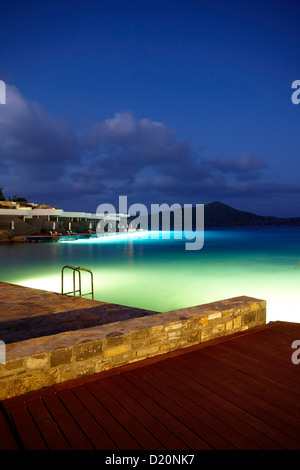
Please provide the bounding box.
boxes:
[72,111,212,204]
[0,84,78,199]
[210,152,267,178]
[0,85,299,216]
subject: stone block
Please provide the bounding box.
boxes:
[60,361,96,382]
[201,328,212,342]
[26,353,49,371]
[149,325,164,335]
[164,321,183,332]
[212,324,225,335]
[167,330,182,341]
[0,360,26,378]
[105,331,127,348]
[131,337,151,350]
[130,329,150,341]
[2,358,24,371]
[257,308,266,322]
[250,302,260,311]
[186,331,201,343]
[243,312,257,325]
[136,345,160,358]
[233,315,242,329]
[179,318,194,332]
[199,315,208,326]
[159,343,171,354]
[74,341,103,362]
[103,343,131,359]
[50,348,72,367]
[149,332,168,345]
[221,308,234,318]
[110,351,137,367]
[6,369,58,398]
[95,360,113,374]
[208,312,222,321]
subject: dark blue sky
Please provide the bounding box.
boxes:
[0,0,299,216]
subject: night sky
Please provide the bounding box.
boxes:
[0,0,299,216]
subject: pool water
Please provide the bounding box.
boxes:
[0,227,299,323]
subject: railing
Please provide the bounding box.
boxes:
[61,265,94,300]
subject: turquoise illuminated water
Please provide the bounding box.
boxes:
[0,227,299,323]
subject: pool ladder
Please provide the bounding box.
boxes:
[61,265,94,300]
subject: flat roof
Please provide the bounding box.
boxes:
[0,208,129,219]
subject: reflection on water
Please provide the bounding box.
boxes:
[0,227,299,323]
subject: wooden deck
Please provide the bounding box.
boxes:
[1,321,300,450]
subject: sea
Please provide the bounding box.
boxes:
[0,226,299,323]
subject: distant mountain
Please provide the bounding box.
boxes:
[203,201,300,227]
[129,201,300,229]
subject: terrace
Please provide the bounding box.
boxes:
[0,205,130,238]
[0,280,299,449]
[1,321,300,450]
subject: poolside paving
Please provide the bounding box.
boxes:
[0,281,159,344]
[0,280,268,401]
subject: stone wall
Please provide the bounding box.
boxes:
[0,229,13,243]
[0,295,266,400]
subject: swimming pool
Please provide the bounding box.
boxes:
[0,227,299,323]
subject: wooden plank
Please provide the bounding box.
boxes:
[57,388,117,450]
[213,341,300,394]
[177,351,300,443]
[41,388,94,450]
[26,397,71,450]
[86,379,165,450]
[146,362,285,450]
[191,346,300,416]
[132,367,236,450]
[220,332,300,388]
[197,348,299,428]
[202,344,300,407]
[220,343,300,398]
[221,332,298,370]
[189,345,300,413]
[147,362,263,450]
[222,329,300,384]
[164,355,300,449]
[0,405,20,450]
[153,360,264,450]
[123,370,213,450]
[107,374,189,450]
[277,322,300,337]
[72,384,142,450]
[177,352,300,449]
[5,402,47,450]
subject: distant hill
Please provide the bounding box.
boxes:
[129,201,300,229]
[203,201,300,227]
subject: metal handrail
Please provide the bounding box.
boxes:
[61,265,94,300]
